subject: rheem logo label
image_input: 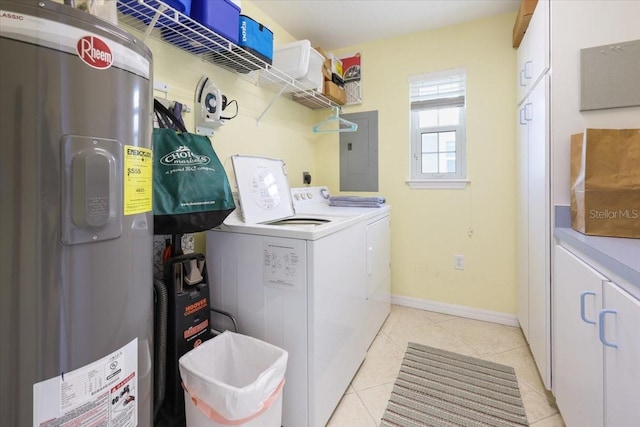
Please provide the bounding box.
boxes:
[76,36,113,69]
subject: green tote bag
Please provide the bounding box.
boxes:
[152,100,235,235]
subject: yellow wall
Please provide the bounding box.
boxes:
[141,1,318,182]
[315,12,518,314]
[129,3,518,314]
[124,2,322,252]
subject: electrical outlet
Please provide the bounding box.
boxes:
[303,171,311,185]
[454,255,465,270]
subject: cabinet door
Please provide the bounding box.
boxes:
[526,0,550,88]
[366,215,391,299]
[527,75,550,388]
[516,104,529,338]
[602,282,640,426]
[364,215,391,346]
[516,31,530,104]
[516,0,549,104]
[517,75,551,387]
[553,245,604,427]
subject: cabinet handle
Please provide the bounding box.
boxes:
[598,309,618,348]
[367,246,373,276]
[519,108,526,125]
[523,103,532,121]
[524,60,532,79]
[580,291,597,324]
[519,69,527,87]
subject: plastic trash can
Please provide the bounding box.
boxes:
[179,331,288,427]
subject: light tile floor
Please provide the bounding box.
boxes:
[326,305,566,427]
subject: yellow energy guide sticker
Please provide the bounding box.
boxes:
[124,145,152,215]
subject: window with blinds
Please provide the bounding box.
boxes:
[409,69,467,183]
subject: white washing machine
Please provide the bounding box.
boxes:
[206,155,391,427]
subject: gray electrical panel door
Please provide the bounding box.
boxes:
[340,110,379,191]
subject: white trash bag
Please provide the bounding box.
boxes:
[179,331,288,427]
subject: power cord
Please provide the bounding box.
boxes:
[220,98,239,121]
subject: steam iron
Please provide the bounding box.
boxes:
[195,76,224,136]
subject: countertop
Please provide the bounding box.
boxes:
[554,206,640,292]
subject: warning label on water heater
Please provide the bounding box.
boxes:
[33,339,138,427]
[124,145,152,215]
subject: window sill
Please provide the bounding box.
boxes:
[406,179,470,189]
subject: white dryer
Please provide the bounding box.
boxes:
[206,155,391,427]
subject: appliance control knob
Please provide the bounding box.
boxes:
[307,192,313,199]
[301,193,307,199]
[294,194,300,200]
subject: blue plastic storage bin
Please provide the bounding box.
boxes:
[117,0,191,27]
[205,14,272,74]
[161,26,223,55]
[238,15,273,64]
[190,0,241,44]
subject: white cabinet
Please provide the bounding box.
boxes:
[517,75,550,387]
[553,244,640,427]
[602,281,640,426]
[516,0,551,387]
[553,245,604,426]
[524,76,550,388]
[516,33,530,103]
[516,0,550,104]
[364,215,391,345]
[516,94,529,337]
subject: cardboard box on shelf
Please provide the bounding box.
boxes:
[313,47,345,82]
[291,80,346,108]
[570,129,640,238]
[322,59,332,81]
[323,80,346,105]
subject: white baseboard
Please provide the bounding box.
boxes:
[390,294,521,328]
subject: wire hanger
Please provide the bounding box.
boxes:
[312,106,358,133]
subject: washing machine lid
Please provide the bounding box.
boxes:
[231,155,295,224]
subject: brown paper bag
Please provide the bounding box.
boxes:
[570,128,640,238]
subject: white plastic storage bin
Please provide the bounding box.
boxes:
[179,331,288,427]
[260,40,323,92]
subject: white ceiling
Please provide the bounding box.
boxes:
[252,0,521,50]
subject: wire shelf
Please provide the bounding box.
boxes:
[117,0,335,111]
